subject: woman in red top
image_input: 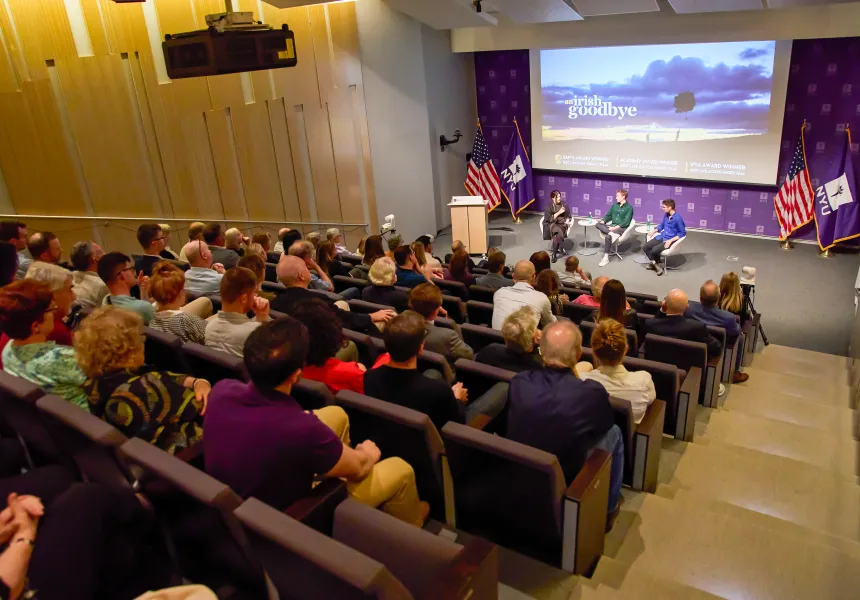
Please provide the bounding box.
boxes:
[290,298,366,394]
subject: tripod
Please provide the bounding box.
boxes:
[742,283,769,347]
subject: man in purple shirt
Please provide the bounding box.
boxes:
[204,316,428,526]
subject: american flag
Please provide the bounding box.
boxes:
[465,126,500,210]
[774,130,814,239]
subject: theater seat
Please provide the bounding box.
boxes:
[460,324,504,352]
[606,395,665,493]
[578,321,638,357]
[261,281,287,295]
[644,333,718,410]
[182,343,248,384]
[468,285,496,304]
[441,422,610,575]
[435,280,468,301]
[466,301,494,326]
[333,275,368,295]
[0,370,65,469]
[293,379,336,411]
[441,295,467,324]
[265,262,278,283]
[562,301,595,325]
[342,329,380,368]
[334,390,451,523]
[144,327,192,373]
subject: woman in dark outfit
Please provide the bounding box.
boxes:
[545,190,569,263]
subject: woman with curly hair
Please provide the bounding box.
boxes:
[0,280,87,409]
[76,306,210,454]
[148,261,211,344]
[289,298,366,394]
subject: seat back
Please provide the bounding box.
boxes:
[662,236,686,256]
[234,498,412,600]
[265,262,278,283]
[453,359,515,400]
[144,327,192,373]
[333,499,464,597]
[441,422,565,565]
[417,350,455,384]
[639,300,663,315]
[0,371,65,468]
[261,281,287,295]
[334,391,447,521]
[342,329,380,368]
[340,254,362,266]
[561,301,594,325]
[607,396,634,486]
[643,334,706,376]
[293,379,336,410]
[441,296,467,324]
[309,288,345,303]
[208,295,223,313]
[433,317,457,332]
[183,343,248,384]
[466,301,494,326]
[35,394,133,488]
[120,438,267,595]
[460,324,504,352]
[435,280,468,301]
[468,286,496,304]
[348,299,390,315]
[333,276,369,294]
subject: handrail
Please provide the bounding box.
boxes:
[0,214,369,228]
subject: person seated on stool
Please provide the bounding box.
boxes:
[545,190,569,264]
[643,199,686,276]
[596,189,634,268]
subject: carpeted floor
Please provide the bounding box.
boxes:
[434,212,860,356]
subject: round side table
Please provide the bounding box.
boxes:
[577,218,600,256]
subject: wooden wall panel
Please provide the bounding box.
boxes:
[0,0,376,253]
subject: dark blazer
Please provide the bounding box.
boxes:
[475,273,514,290]
[209,246,240,270]
[643,312,723,358]
[362,285,409,312]
[270,286,373,333]
[475,343,543,373]
[685,302,740,338]
[134,254,162,277]
[266,251,282,264]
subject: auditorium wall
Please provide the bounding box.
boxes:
[475,38,860,242]
[0,0,378,256]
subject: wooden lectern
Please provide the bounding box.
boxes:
[448,196,488,255]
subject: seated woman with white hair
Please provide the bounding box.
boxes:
[326,227,350,255]
[475,306,543,373]
[224,227,248,257]
[361,257,409,312]
[23,261,77,345]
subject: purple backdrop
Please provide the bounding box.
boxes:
[474,39,860,240]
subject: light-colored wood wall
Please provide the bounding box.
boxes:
[0,0,376,256]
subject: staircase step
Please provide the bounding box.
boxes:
[753,344,850,383]
[737,364,852,407]
[693,410,858,478]
[720,385,855,435]
[604,492,860,600]
[573,557,724,600]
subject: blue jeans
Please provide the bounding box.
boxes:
[590,424,624,512]
[463,382,509,422]
[339,287,361,301]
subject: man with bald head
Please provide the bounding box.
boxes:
[507,320,624,530]
[179,221,206,262]
[184,240,226,296]
[491,260,556,329]
[686,280,749,383]
[271,255,394,334]
[644,288,722,358]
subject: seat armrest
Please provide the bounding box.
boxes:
[427,536,499,600]
[562,449,610,575]
[175,441,204,468]
[633,400,665,493]
[284,479,348,536]
[676,366,702,441]
[453,359,516,384]
[467,414,493,431]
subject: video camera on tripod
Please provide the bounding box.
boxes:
[740,266,768,347]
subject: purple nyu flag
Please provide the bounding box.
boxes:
[813,128,860,250]
[499,118,535,217]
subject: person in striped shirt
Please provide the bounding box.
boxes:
[148,262,212,344]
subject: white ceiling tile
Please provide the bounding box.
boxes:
[383,0,498,29]
[572,0,660,17]
[486,0,583,23]
[668,0,763,13]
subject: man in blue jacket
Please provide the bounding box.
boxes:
[644,199,686,276]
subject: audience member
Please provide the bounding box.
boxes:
[158,224,181,260]
[306,231,321,251]
[596,189,634,268]
[687,279,749,383]
[148,262,212,344]
[205,317,428,525]
[582,319,656,423]
[203,223,240,269]
[411,241,441,280]
[24,262,76,346]
[558,255,591,287]
[252,232,280,264]
[317,240,350,279]
[409,283,474,363]
[76,307,207,454]
[27,232,62,266]
[0,280,87,409]
[0,220,29,279]
[244,242,266,263]
[0,242,15,287]
[289,240,334,291]
[362,257,409,311]
[272,228,289,254]
[364,311,506,432]
[475,251,512,290]
[225,227,248,257]
[475,306,543,373]
[326,227,349,255]
[445,240,477,270]
[182,240,225,296]
[507,320,623,529]
[643,289,722,358]
[205,267,269,358]
[643,199,686,276]
[360,234,385,267]
[178,221,206,262]
[385,234,403,260]
[444,249,476,287]
[97,252,154,325]
[274,228,301,255]
[134,223,168,276]
[356,235,368,257]
[414,235,442,271]
[393,245,430,288]
[573,276,608,309]
[272,255,394,334]
[70,240,108,309]
[534,270,569,316]
[237,253,273,301]
[529,251,551,275]
[291,298,366,394]
[718,271,750,326]
[594,279,636,328]
[492,260,556,329]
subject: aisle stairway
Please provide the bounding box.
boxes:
[500,344,860,600]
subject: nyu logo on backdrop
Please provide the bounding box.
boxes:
[594,209,602,217]
[791,64,800,75]
[772,210,778,220]
[594,180,602,188]
[500,85,507,94]
[687,203,695,212]
[852,143,859,154]
[488,70,496,79]
[572,178,578,186]
[646,214,654,222]
[816,142,826,154]
[731,190,739,199]
[827,63,838,75]
[606,195,614,204]
[478,86,486,94]
[510,69,517,79]
[728,222,737,231]
[782,140,791,150]
[675,186,683,194]
[537,189,544,197]
[756,225,765,234]
[760,192,768,200]
[844,84,853,96]
[548,176,555,185]
[622,182,629,189]
[837,123,847,133]
[699,219,708,227]
[511,101,518,108]
[634,197,642,206]
[571,207,579,215]
[560,191,567,199]
[786,103,795,112]
[808,83,818,95]
[743,208,752,217]
[714,205,722,214]
[647,184,655,192]
[812,178,820,187]
[821,103,832,115]
[701,188,709,197]
[583,193,590,202]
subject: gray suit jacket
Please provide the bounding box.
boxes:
[424,321,474,364]
[209,246,240,270]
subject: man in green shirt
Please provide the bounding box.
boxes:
[596,189,634,267]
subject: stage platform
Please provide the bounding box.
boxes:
[434,212,860,356]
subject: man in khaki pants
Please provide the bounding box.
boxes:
[203,317,428,527]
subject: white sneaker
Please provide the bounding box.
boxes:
[598,255,609,267]
[718,383,726,397]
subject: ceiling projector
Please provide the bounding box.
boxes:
[161,8,297,79]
